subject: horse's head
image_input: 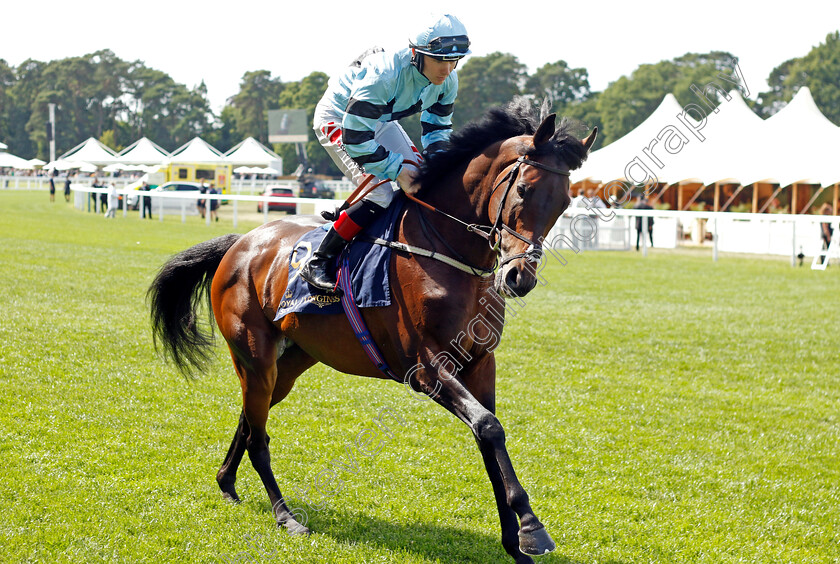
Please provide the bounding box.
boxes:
[489,115,597,297]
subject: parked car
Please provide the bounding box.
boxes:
[124,173,165,209]
[298,179,335,199]
[151,181,205,214]
[123,180,159,210]
[257,186,296,214]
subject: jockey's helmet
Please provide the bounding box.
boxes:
[409,14,471,61]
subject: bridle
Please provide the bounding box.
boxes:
[404,155,571,273]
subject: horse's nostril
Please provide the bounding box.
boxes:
[504,267,520,290]
[501,264,538,297]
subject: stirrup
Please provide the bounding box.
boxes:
[300,258,339,292]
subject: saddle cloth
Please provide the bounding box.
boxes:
[273,198,404,321]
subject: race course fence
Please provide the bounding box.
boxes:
[68,184,840,267]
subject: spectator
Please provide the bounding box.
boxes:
[90,176,101,211]
[63,174,71,203]
[105,182,118,218]
[634,194,654,250]
[94,176,108,212]
[819,203,834,264]
[49,170,57,202]
[141,181,153,219]
[197,183,207,219]
[569,186,606,210]
[209,183,219,222]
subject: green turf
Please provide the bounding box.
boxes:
[1,190,838,563]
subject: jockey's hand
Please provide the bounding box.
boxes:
[396,165,420,195]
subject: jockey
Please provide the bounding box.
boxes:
[300,13,471,292]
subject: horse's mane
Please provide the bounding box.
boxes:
[415,97,590,190]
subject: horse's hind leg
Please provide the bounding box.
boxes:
[239,352,310,534]
[216,344,315,504]
[222,331,316,534]
[216,410,249,502]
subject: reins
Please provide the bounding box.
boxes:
[325,175,392,220]
[342,155,570,278]
[403,156,570,272]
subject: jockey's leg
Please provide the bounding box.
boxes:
[303,119,418,292]
[299,197,387,292]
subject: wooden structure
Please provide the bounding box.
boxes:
[569,179,840,216]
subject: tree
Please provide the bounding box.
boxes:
[123,64,166,140]
[524,60,591,114]
[563,95,604,151]
[99,129,120,152]
[208,105,240,153]
[130,71,213,151]
[757,58,798,118]
[12,52,133,157]
[226,70,285,145]
[595,51,739,145]
[453,52,527,128]
[13,59,56,160]
[0,59,15,147]
[44,56,98,151]
[670,51,743,107]
[89,50,129,139]
[757,32,840,125]
[0,53,215,158]
[169,80,214,147]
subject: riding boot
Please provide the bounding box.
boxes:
[299,227,348,291]
[300,199,385,292]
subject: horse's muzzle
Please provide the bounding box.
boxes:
[495,257,539,298]
[495,243,542,298]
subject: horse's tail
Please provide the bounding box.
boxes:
[147,233,242,377]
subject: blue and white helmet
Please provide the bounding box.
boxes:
[409,14,471,60]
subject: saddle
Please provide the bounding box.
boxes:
[273,198,404,322]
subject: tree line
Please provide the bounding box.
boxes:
[1,31,837,177]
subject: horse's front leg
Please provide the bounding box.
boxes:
[409,355,554,562]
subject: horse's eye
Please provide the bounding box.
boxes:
[517,183,529,198]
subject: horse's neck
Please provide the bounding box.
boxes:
[425,180,487,223]
[407,161,497,270]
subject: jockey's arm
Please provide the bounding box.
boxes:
[419,73,458,153]
[343,77,404,182]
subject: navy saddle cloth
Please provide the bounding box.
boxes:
[273,198,404,321]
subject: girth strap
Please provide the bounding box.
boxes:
[358,235,496,277]
[338,255,401,380]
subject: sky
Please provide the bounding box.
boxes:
[2,0,839,114]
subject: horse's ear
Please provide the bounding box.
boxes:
[582,127,598,153]
[534,113,556,146]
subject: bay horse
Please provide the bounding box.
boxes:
[148,98,596,563]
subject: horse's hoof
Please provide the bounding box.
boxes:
[218,480,241,503]
[518,525,555,556]
[281,519,311,536]
[221,491,241,503]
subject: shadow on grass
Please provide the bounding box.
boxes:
[252,500,629,564]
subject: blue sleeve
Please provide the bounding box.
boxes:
[341,70,404,180]
[421,73,458,151]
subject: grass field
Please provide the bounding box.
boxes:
[1,190,838,564]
